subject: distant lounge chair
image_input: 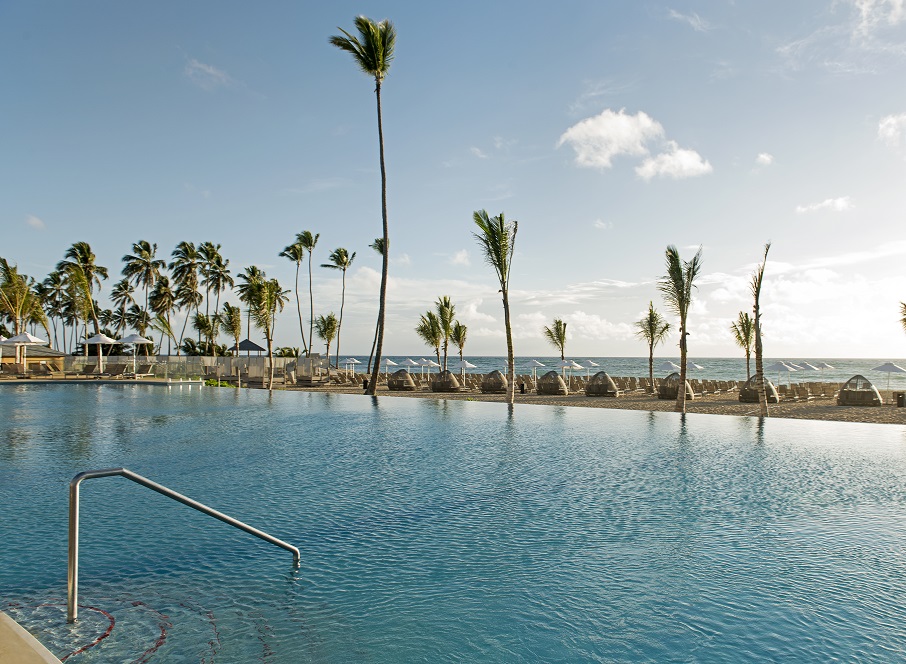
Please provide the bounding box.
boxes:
[29,364,64,379]
[127,363,155,379]
[105,364,128,378]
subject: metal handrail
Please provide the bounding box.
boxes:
[67,467,300,623]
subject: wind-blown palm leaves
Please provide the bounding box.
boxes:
[751,243,771,417]
[221,303,243,357]
[900,302,906,334]
[122,240,166,320]
[56,241,108,335]
[435,296,456,371]
[199,242,232,319]
[658,245,703,414]
[321,247,356,368]
[279,239,309,356]
[314,313,339,378]
[246,273,289,392]
[0,258,51,359]
[451,321,468,368]
[331,16,396,396]
[110,278,135,337]
[236,265,265,340]
[473,210,518,404]
[731,311,755,380]
[542,319,567,360]
[634,302,670,392]
[415,311,443,371]
[149,276,176,355]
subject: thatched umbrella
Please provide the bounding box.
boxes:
[481,369,508,394]
[537,370,568,396]
[585,371,619,397]
[387,368,417,391]
[432,369,461,393]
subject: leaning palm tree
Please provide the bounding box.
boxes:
[658,245,703,414]
[731,311,755,380]
[451,321,468,368]
[149,276,176,355]
[542,319,567,360]
[297,231,320,357]
[331,16,396,395]
[221,302,243,357]
[634,302,671,392]
[122,240,166,321]
[314,313,339,379]
[321,247,357,368]
[415,311,443,372]
[56,241,108,335]
[435,296,456,371]
[279,239,309,356]
[473,210,518,404]
[366,237,384,373]
[247,278,289,392]
[751,243,771,417]
[174,283,203,355]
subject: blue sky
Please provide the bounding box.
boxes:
[3,1,906,358]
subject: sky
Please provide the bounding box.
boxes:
[2,1,906,358]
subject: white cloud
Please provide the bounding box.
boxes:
[853,0,906,37]
[26,215,45,230]
[755,152,774,166]
[449,250,470,266]
[795,196,854,213]
[184,58,233,91]
[635,141,713,180]
[667,9,711,32]
[558,109,664,168]
[878,112,906,147]
[593,219,614,230]
[470,146,489,159]
[394,253,412,266]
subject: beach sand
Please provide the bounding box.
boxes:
[286,383,906,425]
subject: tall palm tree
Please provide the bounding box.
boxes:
[314,313,339,379]
[321,247,356,368]
[543,319,567,360]
[221,302,243,357]
[297,231,319,357]
[56,241,108,335]
[415,311,442,372]
[634,302,671,392]
[751,243,771,417]
[236,265,265,340]
[121,240,166,319]
[658,245,703,414]
[435,296,455,371]
[110,278,135,337]
[0,259,48,341]
[279,239,309,356]
[192,313,220,356]
[170,241,202,352]
[473,210,518,404]
[247,277,289,392]
[40,271,67,350]
[174,283,203,355]
[331,16,396,396]
[451,321,467,366]
[366,237,384,372]
[149,276,176,354]
[199,242,229,319]
[730,311,755,380]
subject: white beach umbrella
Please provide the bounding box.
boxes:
[797,362,820,371]
[658,360,681,372]
[85,333,119,374]
[400,358,420,368]
[688,362,704,371]
[118,333,154,375]
[814,361,835,369]
[764,361,798,388]
[529,359,545,381]
[584,359,599,377]
[2,332,49,371]
[871,362,906,400]
[454,359,477,378]
[383,358,398,370]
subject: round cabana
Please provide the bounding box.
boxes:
[537,370,568,396]
[585,371,620,397]
[431,369,461,393]
[837,374,882,406]
[658,372,694,400]
[481,370,508,394]
[387,369,417,391]
[738,376,779,403]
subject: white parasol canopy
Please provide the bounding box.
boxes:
[658,360,681,372]
[872,362,906,399]
[688,362,704,371]
[454,359,477,378]
[764,361,798,388]
[797,362,820,371]
[85,333,119,374]
[584,359,600,377]
[529,359,546,380]
[2,332,49,369]
[117,334,153,375]
[814,361,835,369]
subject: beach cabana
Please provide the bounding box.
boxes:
[229,339,266,356]
[2,332,49,371]
[658,372,693,400]
[738,376,779,403]
[481,369,508,394]
[837,375,883,406]
[585,371,620,397]
[387,368,417,391]
[537,370,568,396]
[431,369,461,393]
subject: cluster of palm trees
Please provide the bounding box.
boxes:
[414,296,468,373]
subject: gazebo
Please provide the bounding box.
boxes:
[481,370,508,394]
[537,370,568,396]
[431,369,461,393]
[738,376,779,403]
[837,375,883,406]
[585,371,620,397]
[387,368,417,391]
[658,372,694,400]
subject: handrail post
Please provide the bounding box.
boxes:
[66,468,300,623]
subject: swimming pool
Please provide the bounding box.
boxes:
[2,384,906,662]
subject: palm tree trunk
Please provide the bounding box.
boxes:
[267,336,274,393]
[294,261,308,356]
[336,269,346,369]
[307,256,315,358]
[326,341,332,379]
[503,289,515,404]
[754,319,768,417]
[648,342,654,393]
[368,79,389,397]
[676,327,687,413]
[367,318,380,373]
[745,350,751,380]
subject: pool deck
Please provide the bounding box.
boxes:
[0,612,62,664]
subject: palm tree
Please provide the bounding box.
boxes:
[435,296,456,371]
[900,302,906,334]
[451,321,467,366]
[192,313,220,356]
[297,231,320,357]
[314,313,339,379]
[150,276,176,354]
[247,277,289,392]
[542,319,567,360]
[40,271,67,350]
[730,311,755,380]
[150,314,177,356]
[126,303,150,338]
[658,245,703,414]
[170,241,202,353]
[121,240,166,320]
[221,302,243,356]
[366,238,384,373]
[199,242,230,319]
[279,239,309,356]
[236,265,265,340]
[634,302,671,392]
[751,243,771,417]
[56,241,108,335]
[473,210,518,404]
[0,259,49,344]
[110,278,135,337]
[415,311,442,372]
[174,283,203,354]
[331,16,396,396]
[321,247,356,368]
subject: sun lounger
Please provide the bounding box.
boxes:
[126,363,155,378]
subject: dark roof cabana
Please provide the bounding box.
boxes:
[658,372,694,400]
[431,369,461,393]
[585,371,620,397]
[537,370,568,396]
[837,374,883,406]
[481,369,508,394]
[388,368,417,391]
[228,339,266,355]
[738,376,779,403]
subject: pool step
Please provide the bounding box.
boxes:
[0,611,62,663]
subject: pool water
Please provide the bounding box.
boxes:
[2,384,906,662]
